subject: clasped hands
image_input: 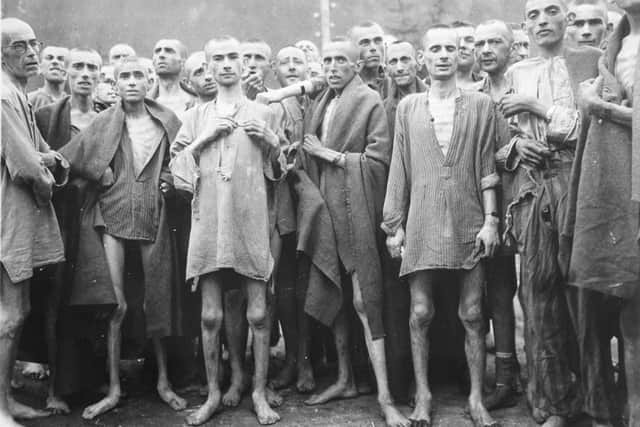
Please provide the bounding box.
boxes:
[190,117,279,155]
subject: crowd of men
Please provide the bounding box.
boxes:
[1,0,638,426]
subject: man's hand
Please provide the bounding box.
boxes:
[160,181,174,196]
[256,92,278,105]
[386,227,405,259]
[242,72,265,100]
[514,137,551,168]
[100,167,115,188]
[499,94,547,118]
[578,76,604,112]
[302,134,326,159]
[189,117,237,156]
[474,221,500,258]
[241,119,279,150]
[39,152,58,168]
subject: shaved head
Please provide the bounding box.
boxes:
[322,38,359,63]
[1,18,36,48]
[185,51,207,76]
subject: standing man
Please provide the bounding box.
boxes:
[497,1,601,425]
[28,45,69,110]
[348,21,390,98]
[567,1,608,47]
[170,36,284,426]
[452,21,482,90]
[297,37,409,427]
[108,43,135,66]
[150,39,194,119]
[241,39,276,100]
[32,47,103,415]
[1,17,69,426]
[566,0,640,425]
[383,24,501,427]
[184,51,217,104]
[60,57,187,420]
[94,64,118,112]
[474,19,521,410]
[510,24,531,64]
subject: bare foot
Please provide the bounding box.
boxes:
[21,362,49,380]
[252,390,281,425]
[469,400,501,427]
[304,380,358,405]
[8,397,50,420]
[157,384,187,411]
[541,415,566,427]
[81,393,120,420]
[409,394,432,427]
[222,377,245,407]
[45,395,71,415]
[380,400,411,427]
[0,411,24,427]
[266,386,283,407]
[269,361,296,390]
[186,391,221,426]
[295,360,316,393]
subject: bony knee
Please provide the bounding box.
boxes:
[246,307,268,328]
[201,310,223,331]
[0,310,27,338]
[410,303,435,329]
[111,301,128,322]
[458,304,483,328]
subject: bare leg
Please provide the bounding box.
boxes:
[408,271,436,426]
[1,275,44,426]
[82,234,126,420]
[351,274,409,427]
[45,267,70,415]
[186,273,223,426]
[295,310,315,393]
[304,307,358,405]
[620,287,640,427]
[458,267,499,427]
[153,336,187,411]
[244,278,280,425]
[222,288,248,407]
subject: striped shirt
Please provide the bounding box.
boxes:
[382,90,499,275]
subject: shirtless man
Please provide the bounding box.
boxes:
[299,37,409,427]
[170,36,284,426]
[348,21,390,98]
[28,45,68,110]
[1,18,68,427]
[151,39,194,118]
[60,57,187,420]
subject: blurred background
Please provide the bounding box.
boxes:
[2,0,528,58]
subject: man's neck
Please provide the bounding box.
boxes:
[359,65,379,82]
[396,79,417,99]
[216,84,244,105]
[123,99,146,117]
[70,92,93,113]
[487,70,509,100]
[198,94,216,103]
[5,71,28,93]
[628,11,640,35]
[539,40,564,59]
[44,80,65,98]
[429,77,457,99]
[456,67,474,83]
[158,74,183,97]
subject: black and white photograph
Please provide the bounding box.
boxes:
[0,0,638,425]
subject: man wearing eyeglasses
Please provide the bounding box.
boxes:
[1,17,69,427]
[349,21,390,99]
[28,45,69,110]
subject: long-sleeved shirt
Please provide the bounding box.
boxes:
[382,90,499,275]
[1,71,68,283]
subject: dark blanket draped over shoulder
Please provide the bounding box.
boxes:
[59,99,181,310]
[295,75,390,339]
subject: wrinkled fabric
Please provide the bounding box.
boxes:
[296,75,389,339]
[1,71,67,283]
[170,99,283,282]
[382,91,498,274]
